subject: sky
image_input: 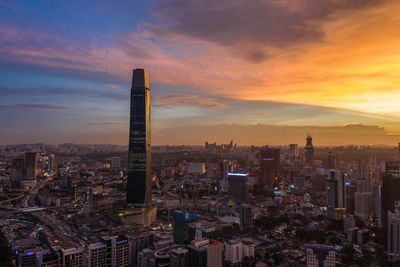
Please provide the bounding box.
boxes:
[1,0,400,145]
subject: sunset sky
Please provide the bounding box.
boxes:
[1,0,400,145]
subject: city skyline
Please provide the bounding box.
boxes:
[2,0,400,145]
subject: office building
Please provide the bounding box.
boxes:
[59,247,84,267]
[221,160,234,192]
[388,201,400,263]
[240,205,252,232]
[111,157,121,169]
[343,215,355,232]
[25,152,38,180]
[346,184,357,214]
[326,178,338,209]
[354,192,373,221]
[382,161,400,229]
[170,247,189,267]
[16,247,43,267]
[325,151,336,169]
[138,248,154,267]
[41,249,60,267]
[289,144,299,158]
[224,239,242,265]
[127,68,152,207]
[373,184,382,226]
[228,172,249,204]
[259,147,280,189]
[188,238,223,267]
[305,244,336,267]
[173,210,198,244]
[304,135,314,166]
[293,176,305,193]
[87,242,107,267]
[101,236,129,267]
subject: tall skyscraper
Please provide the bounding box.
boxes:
[127,69,152,207]
[289,144,299,159]
[304,135,314,166]
[228,172,249,204]
[25,152,38,180]
[240,205,252,232]
[259,147,280,189]
[382,161,400,229]
[388,201,400,263]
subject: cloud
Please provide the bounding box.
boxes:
[0,103,69,110]
[152,0,388,62]
[154,94,226,108]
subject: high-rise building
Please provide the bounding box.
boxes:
[240,205,252,232]
[129,232,153,265]
[325,151,336,169]
[354,191,373,221]
[388,201,400,263]
[305,244,336,267]
[58,247,84,267]
[346,184,357,214]
[127,68,152,207]
[101,236,130,267]
[259,147,280,189]
[188,239,223,267]
[138,248,154,267]
[11,157,25,186]
[304,135,314,166]
[224,239,242,265]
[25,152,38,180]
[87,242,107,267]
[170,247,189,267]
[382,161,400,229]
[173,211,198,244]
[220,160,234,192]
[326,178,338,210]
[373,184,382,226]
[330,170,345,208]
[228,172,249,204]
[289,144,299,159]
[111,157,121,169]
[47,154,56,175]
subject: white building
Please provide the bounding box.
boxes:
[224,239,242,264]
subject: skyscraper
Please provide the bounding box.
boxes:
[304,135,314,166]
[127,69,152,207]
[382,161,400,229]
[388,201,400,263]
[228,172,249,204]
[259,147,280,189]
[25,152,38,180]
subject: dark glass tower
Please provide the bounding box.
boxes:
[127,69,151,207]
[304,135,314,165]
[259,147,280,189]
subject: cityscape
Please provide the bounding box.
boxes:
[2,1,400,267]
